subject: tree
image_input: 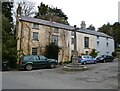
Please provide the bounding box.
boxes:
[35,2,69,25]
[2,2,13,22]
[2,2,17,68]
[98,22,120,48]
[89,49,98,58]
[16,0,35,17]
[87,24,95,31]
[45,42,60,60]
[98,23,112,36]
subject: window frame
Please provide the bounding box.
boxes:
[32,32,39,41]
[32,48,38,55]
[84,37,89,48]
[32,23,39,30]
[97,41,99,46]
[71,38,74,45]
[51,35,58,45]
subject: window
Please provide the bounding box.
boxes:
[106,43,109,47]
[32,48,38,55]
[106,37,108,40]
[40,56,47,60]
[71,31,74,36]
[71,50,74,55]
[84,37,89,48]
[52,35,58,45]
[23,56,31,61]
[32,23,39,29]
[33,32,38,40]
[32,56,39,60]
[53,27,59,33]
[71,38,74,44]
[97,41,99,46]
[97,36,99,39]
[106,52,109,54]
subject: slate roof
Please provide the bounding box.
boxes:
[19,16,113,39]
[19,16,74,30]
[77,29,113,39]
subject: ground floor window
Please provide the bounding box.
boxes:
[32,48,38,55]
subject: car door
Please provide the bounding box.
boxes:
[32,55,42,68]
[39,56,49,68]
[84,56,90,63]
[90,56,95,63]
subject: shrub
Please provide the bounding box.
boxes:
[45,42,60,60]
[89,49,98,58]
[111,52,117,58]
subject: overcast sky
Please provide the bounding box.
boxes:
[28,0,119,30]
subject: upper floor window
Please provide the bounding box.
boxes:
[97,36,99,39]
[97,41,99,46]
[52,35,58,45]
[33,32,38,40]
[32,23,39,29]
[71,38,74,44]
[32,48,38,55]
[53,27,59,33]
[84,37,89,48]
[106,43,109,47]
[106,37,108,40]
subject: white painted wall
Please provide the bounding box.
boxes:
[94,36,114,57]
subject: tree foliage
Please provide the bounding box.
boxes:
[2,2,17,68]
[45,42,60,60]
[89,49,98,58]
[87,24,95,31]
[35,2,69,25]
[98,22,120,48]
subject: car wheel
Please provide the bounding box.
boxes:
[25,64,33,71]
[94,61,97,64]
[83,61,87,65]
[103,60,106,63]
[50,63,56,68]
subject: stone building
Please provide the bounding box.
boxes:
[16,16,74,62]
[16,16,114,63]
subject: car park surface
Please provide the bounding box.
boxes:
[2,59,118,89]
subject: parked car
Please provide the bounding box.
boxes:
[96,55,114,63]
[19,55,58,71]
[2,60,10,71]
[79,55,97,65]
